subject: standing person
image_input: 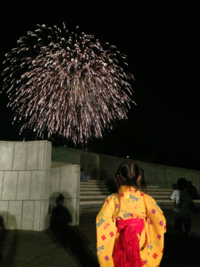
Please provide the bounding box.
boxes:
[170,178,195,239]
[186,181,199,200]
[96,160,166,267]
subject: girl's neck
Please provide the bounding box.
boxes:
[119,185,137,193]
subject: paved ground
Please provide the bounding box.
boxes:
[0,209,200,267]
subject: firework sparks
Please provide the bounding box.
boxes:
[1,23,135,143]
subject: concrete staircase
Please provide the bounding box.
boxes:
[80,180,174,213]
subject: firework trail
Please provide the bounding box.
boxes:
[1,23,135,143]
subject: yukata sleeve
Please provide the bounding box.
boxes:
[140,195,166,267]
[96,195,117,267]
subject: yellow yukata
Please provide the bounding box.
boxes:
[96,186,166,267]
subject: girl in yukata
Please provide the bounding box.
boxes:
[96,160,166,267]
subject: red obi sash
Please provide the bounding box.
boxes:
[113,218,144,267]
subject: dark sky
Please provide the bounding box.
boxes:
[0,0,200,163]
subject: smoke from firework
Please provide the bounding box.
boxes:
[1,23,135,143]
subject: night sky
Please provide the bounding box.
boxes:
[0,0,200,169]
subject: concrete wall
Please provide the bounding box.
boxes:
[52,147,200,193]
[0,141,80,231]
[52,147,99,180]
[52,146,80,164]
[0,141,51,231]
[50,164,80,225]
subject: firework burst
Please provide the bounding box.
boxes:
[1,23,135,143]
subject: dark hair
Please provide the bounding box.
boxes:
[187,181,192,186]
[177,178,187,191]
[115,160,146,191]
[56,193,64,206]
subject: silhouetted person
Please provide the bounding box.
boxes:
[50,194,98,266]
[170,178,195,240]
[50,194,72,247]
[186,181,199,200]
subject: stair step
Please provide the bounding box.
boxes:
[80,200,103,205]
[80,184,111,189]
[142,192,172,196]
[80,195,108,199]
[144,188,172,191]
[145,193,171,195]
[80,187,113,190]
[81,181,108,184]
[80,191,112,195]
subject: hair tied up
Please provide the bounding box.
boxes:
[127,164,135,179]
[130,164,134,174]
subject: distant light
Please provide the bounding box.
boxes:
[127,156,129,158]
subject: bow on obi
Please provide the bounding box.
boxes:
[113,218,144,267]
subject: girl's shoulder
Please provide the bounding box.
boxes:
[140,191,156,203]
[132,190,157,206]
[134,189,147,197]
[105,192,118,201]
